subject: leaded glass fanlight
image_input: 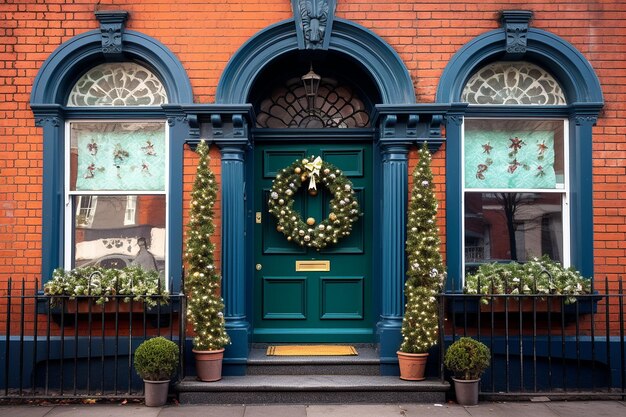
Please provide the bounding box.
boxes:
[256,77,370,128]
[462,62,566,105]
[67,63,168,106]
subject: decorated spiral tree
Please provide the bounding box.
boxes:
[400,143,445,354]
[185,140,230,351]
[267,156,360,251]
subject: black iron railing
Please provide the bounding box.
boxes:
[1,275,624,401]
[439,276,625,399]
[0,277,186,400]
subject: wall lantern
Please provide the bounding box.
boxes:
[301,64,321,112]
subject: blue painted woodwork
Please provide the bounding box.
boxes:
[376,137,410,373]
[30,26,193,288]
[219,142,251,375]
[94,10,128,60]
[436,14,604,291]
[216,18,415,105]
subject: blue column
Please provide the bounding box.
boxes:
[570,115,597,278]
[377,142,410,375]
[445,114,464,292]
[35,112,64,280]
[219,143,250,375]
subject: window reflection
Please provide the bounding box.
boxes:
[73,195,166,276]
[465,192,563,271]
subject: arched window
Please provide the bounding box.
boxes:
[436,13,603,291]
[255,77,370,128]
[67,63,169,280]
[68,63,168,107]
[462,62,566,105]
[30,23,193,290]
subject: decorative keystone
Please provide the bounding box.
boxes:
[292,0,336,50]
[501,10,533,58]
[95,10,129,60]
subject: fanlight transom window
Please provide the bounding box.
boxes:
[256,77,370,128]
[462,62,566,105]
[67,63,168,107]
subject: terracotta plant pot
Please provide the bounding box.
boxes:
[193,348,225,382]
[397,351,428,381]
[143,379,169,407]
[452,377,480,406]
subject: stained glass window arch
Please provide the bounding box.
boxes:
[462,61,566,105]
[67,62,168,107]
[256,77,370,128]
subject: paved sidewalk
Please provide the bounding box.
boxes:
[0,401,625,417]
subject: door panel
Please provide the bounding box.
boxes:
[254,142,373,342]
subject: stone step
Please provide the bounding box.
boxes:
[246,346,380,376]
[176,375,450,404]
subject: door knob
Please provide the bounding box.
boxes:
[255,264,262,271]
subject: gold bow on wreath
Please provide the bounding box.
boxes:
[304,156,323,190]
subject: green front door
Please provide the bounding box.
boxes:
[253,142,373,342]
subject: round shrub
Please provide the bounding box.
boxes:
[444,337,491,380]
[134,337,179,381]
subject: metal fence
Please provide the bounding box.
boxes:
[440,276,626,399]
[0,277,186,400]
[1,275,625,401]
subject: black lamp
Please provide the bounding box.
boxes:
[301,64,321,112]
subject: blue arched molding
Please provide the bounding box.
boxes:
[30,27,193,293]
[215,18,415,104]
[436,20,604,292]
[31,30,193,105]
[208,16,421,375]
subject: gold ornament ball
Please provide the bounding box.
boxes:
[306,217,316,226]
[323,168,330,175]
[294,167,301,174]
[277,225,284,232]
[308,188,318,196]
[301,174,308,182]
[329,213,337,221]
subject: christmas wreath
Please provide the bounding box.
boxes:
[267,156,360,250]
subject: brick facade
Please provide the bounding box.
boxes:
[1,1,625,319]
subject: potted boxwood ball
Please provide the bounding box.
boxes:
[134,336,179,406]
[444,337,491,406]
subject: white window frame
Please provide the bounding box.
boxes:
[123,195,138,226]
[75,195,98,228]
[64,120,170,287]
[461,117,571,285]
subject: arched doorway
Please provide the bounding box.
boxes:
[203,16,433,373]
[248,52,380,342]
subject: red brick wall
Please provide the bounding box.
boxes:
[1,1,625,332]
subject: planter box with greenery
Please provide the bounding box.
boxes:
[452,257,598,316]
[444,337,491,406]
[134,336,179,407]
[43,265,169,311]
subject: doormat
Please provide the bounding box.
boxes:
[266,345,358,356]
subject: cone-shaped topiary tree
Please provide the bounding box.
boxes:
[400,142,445,353]
[185,140,230,351]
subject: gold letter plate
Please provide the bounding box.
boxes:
[295,260,330,272]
